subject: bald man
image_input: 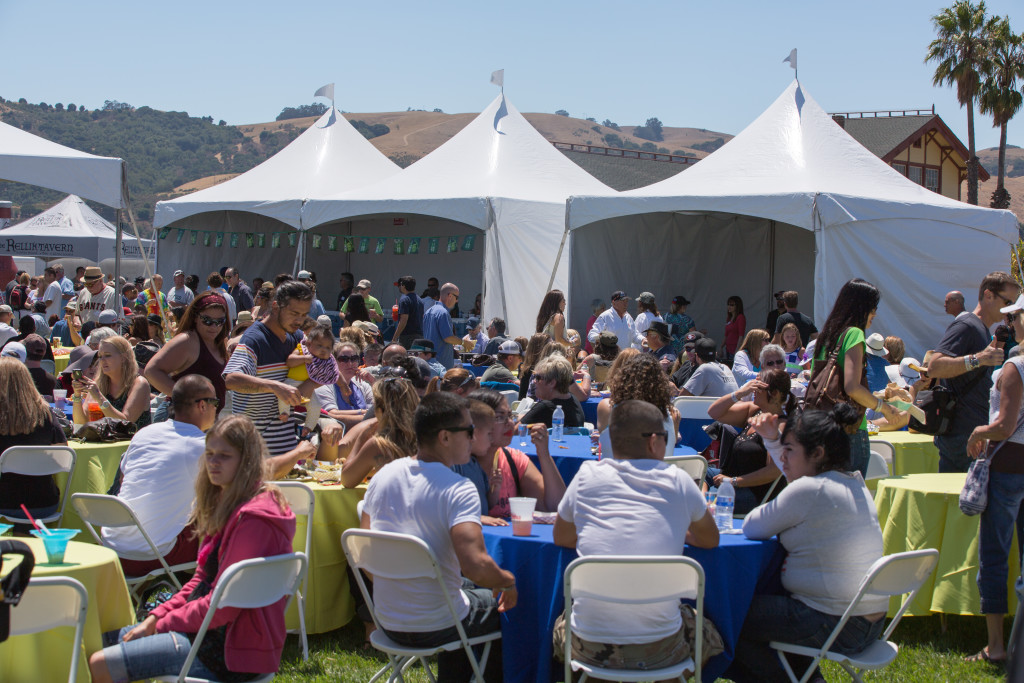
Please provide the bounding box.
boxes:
[944,291,966,318]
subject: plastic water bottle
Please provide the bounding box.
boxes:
[715,478,735,532]
[552,405,565,442]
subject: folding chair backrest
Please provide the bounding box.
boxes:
[10,576,88,635]
[0,445,76,477]
[209,553,307,610]
[566,555,703,604]
[276,481,315,517]
[664,454,709,483]
[868,439,895,466]
[342,528,440,582]
[865,451,890,481]
[861,549,939,597]
[70,493,139,531]
[672,396,715,420]
[40,359,56,375]
[499,389,518,405]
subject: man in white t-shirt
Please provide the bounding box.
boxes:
[362,392,517,680]
[102,375,218,576]
[41,266,64,323]
[554,399,719,671]
[0,305,17,347]
[682,337,739,398]
[76,267,119,324]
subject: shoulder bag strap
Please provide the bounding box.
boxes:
[502,447,522,496]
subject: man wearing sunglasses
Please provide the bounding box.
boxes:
[101,375,219,578]
[926,271,1021,473]
[362,392,516,680]
[422,282,462,370]
[680,337,739,398]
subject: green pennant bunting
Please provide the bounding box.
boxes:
[407,238,420,254]
[462,234,475,251]
[446,236,458,253]
[328,235,338,251]
[311,234,322,249]
[245,233,254,248]
[230,233,240,248]
[256,233,266,248]
[428,237,439,254]
[203,232,211,247]
[393,238,404,255]
[190,231,198,245]
[344,237,355,253]
[375,238,386,255]
[271,233,281,249]
[175,229,185,243]
[215,232,224,248]
[288,232,297,248]
[159,228,170,240]
[358,237,369,254]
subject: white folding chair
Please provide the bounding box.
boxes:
[672,396,716,421]
[342,528,501,683]
[40,359,56,375]
[10,577,88,683]
[154,553,307,683]
[664,454,709,485]
[563,555,705,683]
[770,549,939,683]
[499,389,519,405]
[275,481,315,661]
[865,451,890,482]
[868,439,895,470]
[70,493,198,605]
[0,445,77,526]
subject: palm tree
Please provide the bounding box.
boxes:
[926,1,990,205]
[979,16,1024,209]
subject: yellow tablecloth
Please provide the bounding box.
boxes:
[284,482,366,634]
[54,353,70,374]
[0,538,134,683]
[875,431,940,476]
[875,473,1018,617]
[58,441,131,533]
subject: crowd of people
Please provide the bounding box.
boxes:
[0,260,1020,679]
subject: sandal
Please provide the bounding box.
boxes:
[966,647,1005,665]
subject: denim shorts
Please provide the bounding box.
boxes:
[100,626,220,683]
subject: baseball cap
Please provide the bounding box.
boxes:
[64,300,78,311]
[146,314,163,326]
[23,334,46,361]
[865,333,888,357]
[610,290,627,302]
[597,331,618,347]
[297,270,312,280]
[694,337,717,361]
[1001,294,1024,314]
[98,309,119,325]
[0,305,11,315]
[683,331,705,348]
[316,315,333,328]
[173,269,184,277]
[636,292,656,305]
[467,316,481,329]
[498,340,522,355]
[357,279,372,290]
[410,339,435,353]
[1,342,26,363]
[672,295,691,307]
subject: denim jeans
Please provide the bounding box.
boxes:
[936,430,973,473]
[978,470,1024,614]
[382,584,502,682]
[99,626,222,683]
[848,429,870,478]
[726,595,885,683]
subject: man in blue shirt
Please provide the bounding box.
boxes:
[53,263,76,305]
[392,276,423,349]
[422,282,461,370]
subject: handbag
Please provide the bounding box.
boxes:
[959,409,1024,516]
[802,328,866,430]
[0,540,35,642]
[909,369,985,436]
[72,417,137,442]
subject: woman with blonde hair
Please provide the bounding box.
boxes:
[341,377,419,488]
[733,328,772,385]
[518,333,553,401]
[73,335,152,429]
[0,358,69,519]
[426,367,479,396]
[89,415,296,683]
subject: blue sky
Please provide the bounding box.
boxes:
[1,0,1021,150]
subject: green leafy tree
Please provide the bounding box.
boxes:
[601,119,620,131]
[633,117,664,142]
[979,16,1024,208]
[555,109,570,117]
[276,103,328,121]
[926,0,991,205]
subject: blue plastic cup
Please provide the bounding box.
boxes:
[0,523,12,536]
[30,529,80,564]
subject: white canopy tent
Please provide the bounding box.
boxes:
[564,81,1019,356]
[0,194,152,261]
[154,108,401,287]
[301,93,612,337]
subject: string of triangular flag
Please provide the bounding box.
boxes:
[158,228,475,254]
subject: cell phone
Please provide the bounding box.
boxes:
[72,369,83,381]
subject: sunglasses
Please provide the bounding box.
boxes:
[335,354,361,363]
[444,424,475,438]
[192,397,220,407]
[199,314,226,327]
[641,431,668,440]
[763,359,786,367]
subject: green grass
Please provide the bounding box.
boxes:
[272,614,1011,682]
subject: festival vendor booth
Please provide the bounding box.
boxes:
[153,107,401,299]
[301,92,612,339]
[562,81,1019,356]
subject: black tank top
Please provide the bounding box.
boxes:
[173,335,226,412]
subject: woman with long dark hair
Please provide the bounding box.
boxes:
[535,289,573,348]
[344,293,371,326]
[812,278,901,475]
[722,295,746,360]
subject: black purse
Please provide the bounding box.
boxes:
[0,540,35,642]
[909,369,985,436]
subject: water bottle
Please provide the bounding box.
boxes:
[715,478,735,532]
[552,405,565,442]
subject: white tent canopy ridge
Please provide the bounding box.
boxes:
[562,81,1018,357]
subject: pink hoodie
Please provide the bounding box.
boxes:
[150,490,296,674]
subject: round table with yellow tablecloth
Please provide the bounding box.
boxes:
[283,481,366,635]
[874,473,1018,617]
[0,538,134,683]
[873,431,940,476]
[53,349,71,374]
[58,441,131,534]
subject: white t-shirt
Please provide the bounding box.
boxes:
[743,470,886,616]
[557,458,707,644]
[632,311,665,349]
[101,420,206,559]
[683,361,739,397]
[77,285,119,324]
[364,457,482,632]
[0,323,16,347]
[43,281,64,322]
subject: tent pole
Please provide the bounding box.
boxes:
[114,209,123,295]
[768,220,776,300]
[487,199,509,324]
[546,200,572,294]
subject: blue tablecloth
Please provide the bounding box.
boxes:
[463,362,489,377]
[579,396,712,450]
[483,521,779,683]
[518,434,697,484]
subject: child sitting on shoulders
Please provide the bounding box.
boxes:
[280,319,339,430]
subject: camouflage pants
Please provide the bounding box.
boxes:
[552,604,723,671]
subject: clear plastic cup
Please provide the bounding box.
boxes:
[53,389,67,410]
[30,528,80,564]
[518,423,529,447]
[0,523,12,536]
[509,497,536,537]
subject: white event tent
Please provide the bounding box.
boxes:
[301,93,612,337]
[154,108,401,286]
[0,194,152,261]
[563,81,1019,356]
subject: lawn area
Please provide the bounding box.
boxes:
[273,613,1011,681]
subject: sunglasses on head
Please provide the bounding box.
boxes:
[199,314,226,327]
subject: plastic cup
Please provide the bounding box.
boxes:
[53,389,67,410]
[52,338,62,349]
[30,528,80,564]
[509,497,536,537]
[0,523,12,536]
[518,423,529,447]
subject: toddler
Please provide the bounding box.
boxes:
[280,320,339,430]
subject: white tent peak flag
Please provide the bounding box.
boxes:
[314,83,335,101]
[490,69,504,89]
[783,49,797,76]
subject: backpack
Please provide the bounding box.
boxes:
[8,285,27,311]
[0,540,35,642]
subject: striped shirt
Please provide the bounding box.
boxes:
[223,321,303,456]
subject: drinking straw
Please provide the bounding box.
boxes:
[19,504,52,535]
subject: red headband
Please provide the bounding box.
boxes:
[199,293,227,310]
